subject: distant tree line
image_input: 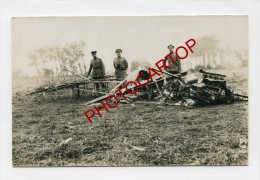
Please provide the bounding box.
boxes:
[189,35,219,69]
[25,37,247,82]
[188,35,248,70]
[27,41,87,80]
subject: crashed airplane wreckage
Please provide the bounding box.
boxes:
[83,68,248,108]
[28,68,248,108]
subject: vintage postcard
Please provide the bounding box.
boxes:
[12,16,248,166]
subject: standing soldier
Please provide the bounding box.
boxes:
[114,49,128,80]
[165,45,182,74]
[87,51,106,91]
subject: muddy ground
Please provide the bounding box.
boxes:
[12,68,248,166]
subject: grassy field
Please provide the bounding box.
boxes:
[12,68,248,166]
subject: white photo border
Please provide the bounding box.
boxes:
[1,0,259,180]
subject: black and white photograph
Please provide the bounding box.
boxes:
[11,16,249,167]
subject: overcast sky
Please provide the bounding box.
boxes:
[12,16,248,76]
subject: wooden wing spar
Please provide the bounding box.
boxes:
[27,68,124,96]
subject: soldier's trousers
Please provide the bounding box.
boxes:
[93,77,106,91]
[115,69,127,80]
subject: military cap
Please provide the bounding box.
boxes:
[91,51,97,54]
[167,44,174,48]
[115,49,122,53]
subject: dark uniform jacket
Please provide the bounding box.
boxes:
[114,57,128,79]
[165,52,181,73]
[87,58,105,78]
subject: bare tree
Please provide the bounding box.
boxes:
[27,53,41,76]
[26,41,87,83]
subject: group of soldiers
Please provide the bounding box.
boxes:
[86,45,182,90]
[86,49,128,80]
[86,49,128,90]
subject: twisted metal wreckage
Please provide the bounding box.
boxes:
[28,68,248,109]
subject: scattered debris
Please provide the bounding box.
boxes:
[64,125,74,129]
[132,146,146,151]
[234,93,248,101]
[182,99,196,108]
[239,138,248,149]
[81,146,94,154]
[135,101,161,105]
[59,137,73,147]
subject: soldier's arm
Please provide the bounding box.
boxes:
[124,58,128,69]
[164,58,170,71]
[87,62,93,77]
[114,59,118,69]
[177,57,182,72]
[101,59,105,76]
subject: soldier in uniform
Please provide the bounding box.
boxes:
[114,49,128,80]
[165,45,181,74]
[87,51,106,90]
